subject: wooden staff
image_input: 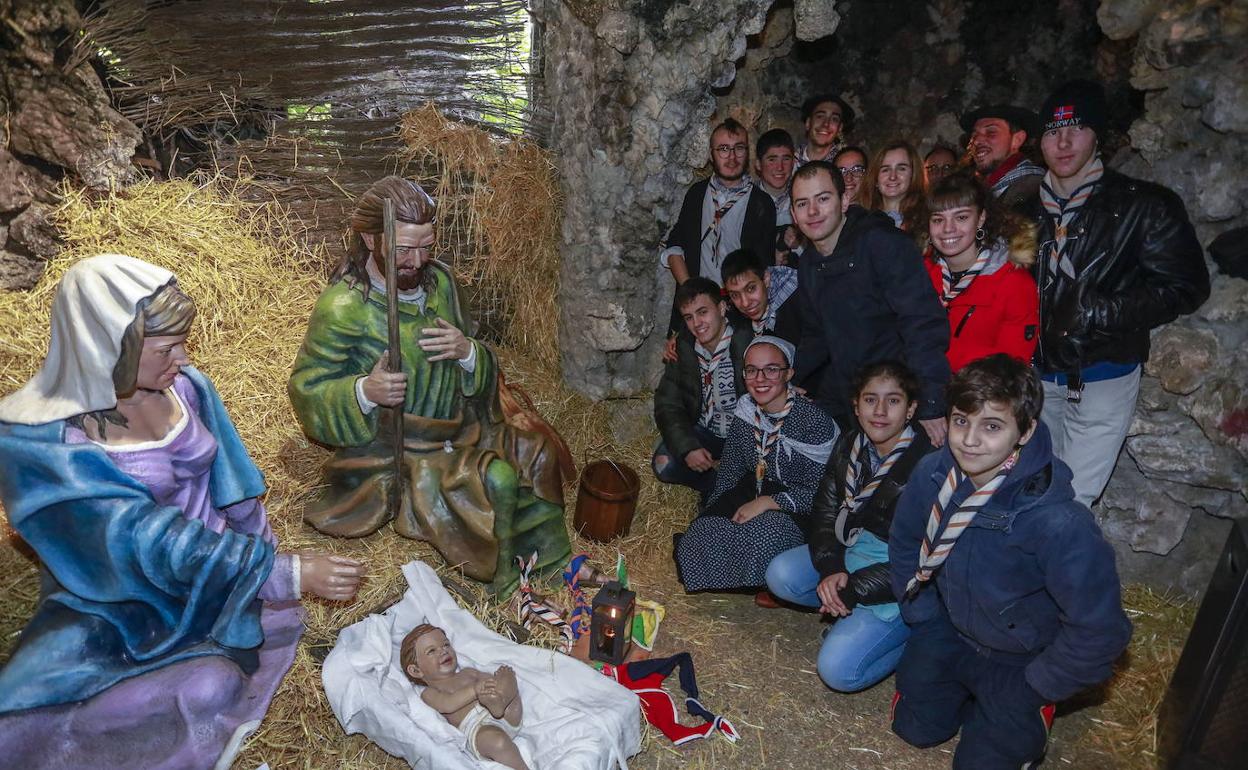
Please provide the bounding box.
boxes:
[383,198,404,520]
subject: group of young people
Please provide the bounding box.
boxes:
[651,78,1210,768]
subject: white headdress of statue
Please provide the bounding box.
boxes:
[0,254,174,425]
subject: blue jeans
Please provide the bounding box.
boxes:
[765,545,910,692]
[651,425,725,497]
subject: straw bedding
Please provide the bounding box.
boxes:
[0,111,1198,770]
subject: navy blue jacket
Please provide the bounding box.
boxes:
[888,423,1132,703]
[793,206,950,423]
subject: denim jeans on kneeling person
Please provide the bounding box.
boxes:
[651,424,726,497]
[765,543,910,692]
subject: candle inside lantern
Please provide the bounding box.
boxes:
[589,579,636,665]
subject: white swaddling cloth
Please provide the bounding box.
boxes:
[459,703,520,762]
[322,561,642,770]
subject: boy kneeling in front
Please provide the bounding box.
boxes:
[888,354,1131,769]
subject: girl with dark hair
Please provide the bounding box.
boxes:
[923,174,1039,372]
[863,140,928,235]
[765,360,934,692]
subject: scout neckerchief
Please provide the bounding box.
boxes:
[515,553,574,653]
[989,155,1044,197]
[796,140,844,167]
[1040,157,1103,281]
[696,324,735,434]
[834,426,915,546]
[904,448,1020,597]
[752,266,798,334]
[702,176,753,267]
[939,248,991,307]
[751,390,794,494]
[601,652,739,746]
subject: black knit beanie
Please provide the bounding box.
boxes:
[1039,79,1107,137]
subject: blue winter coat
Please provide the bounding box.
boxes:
[888,423,1132,703]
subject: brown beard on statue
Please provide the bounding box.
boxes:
[372,250,434,293]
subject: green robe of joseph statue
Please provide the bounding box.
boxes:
[288,261,570,593]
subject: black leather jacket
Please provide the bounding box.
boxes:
[1034,168,1209,375]
[808,428,933,607]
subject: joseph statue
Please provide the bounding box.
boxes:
[289,176,570,593]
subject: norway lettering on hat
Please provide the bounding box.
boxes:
[1046,104,1079,130]
[1040,79,1107,136]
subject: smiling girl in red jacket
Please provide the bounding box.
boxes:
[923,175,1039,372]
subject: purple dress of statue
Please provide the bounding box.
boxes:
[0,374,302,769]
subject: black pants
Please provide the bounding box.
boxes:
[891,612,1056,770]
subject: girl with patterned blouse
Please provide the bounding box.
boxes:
[674,336,839,592]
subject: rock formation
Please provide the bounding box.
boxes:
[0,0,141,289]
[1094,0,1247,595]
[534,0,774,399]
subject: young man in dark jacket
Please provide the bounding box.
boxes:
[889,354,1131,769]
[1034,80,1209,505]
[660,118,777,345]
[652,277,751,497]
[789,161,951,444]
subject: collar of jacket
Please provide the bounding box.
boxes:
[800,205,895,264]
[982,152,1026,188]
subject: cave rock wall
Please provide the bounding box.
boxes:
[536,0,780,398]
[0,0,141,289]
[1094,0,1247,595]
[543,0,1246,594]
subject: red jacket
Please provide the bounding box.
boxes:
[925,242,1039,372]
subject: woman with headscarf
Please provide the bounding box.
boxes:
[0,254,365,769]
[673,336,839,593]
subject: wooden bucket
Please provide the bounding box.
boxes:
[573,459,640,543]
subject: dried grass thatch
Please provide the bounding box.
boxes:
[1075,585,1198,769]
[397,104,563,371]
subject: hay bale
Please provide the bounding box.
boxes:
[396,104,563,370]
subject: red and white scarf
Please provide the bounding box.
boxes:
[904,449,1020,597]
[1040,157,1103,281]
[834,427,915,546]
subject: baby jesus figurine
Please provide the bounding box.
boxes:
[400,624,528,769]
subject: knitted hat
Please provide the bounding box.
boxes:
[1039,79,1107,136]
[959,104,1038,137]
[746,335,795,367]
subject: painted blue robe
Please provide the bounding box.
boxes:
[0,366,273,713]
